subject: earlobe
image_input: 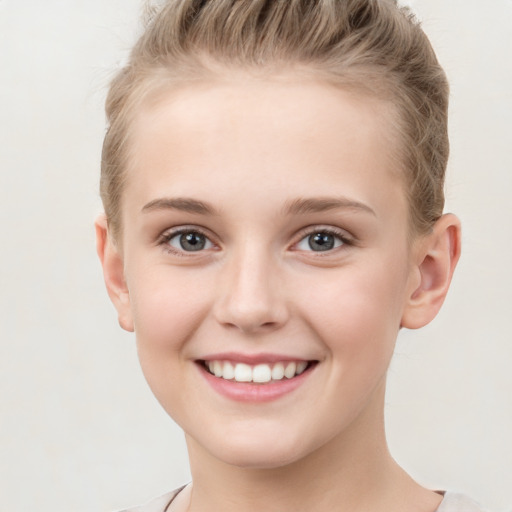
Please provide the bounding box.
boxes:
[401,214,461,330]
[95,215,134,332]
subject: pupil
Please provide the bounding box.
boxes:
[309,233,334,251]
[180,232,206,251]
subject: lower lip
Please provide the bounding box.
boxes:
[197,363,315,403]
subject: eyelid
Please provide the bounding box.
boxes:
[290,225,354,252]
[157,225,218,255]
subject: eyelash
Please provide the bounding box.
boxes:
[157,226,353,256]
[292,226,353,254]
[158,227,216,257]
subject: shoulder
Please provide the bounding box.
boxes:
[116,486,185,512]
[436,492,488,512]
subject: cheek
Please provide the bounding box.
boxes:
[128,267,213,363]
[297,257,409,358]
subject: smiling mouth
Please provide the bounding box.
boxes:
[200,360,316,384]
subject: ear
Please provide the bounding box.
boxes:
[401,213,461,329]
[95,214,134,332]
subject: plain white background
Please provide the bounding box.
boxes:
[0,1,510,510]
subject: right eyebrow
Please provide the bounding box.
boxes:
[141,197,218,215]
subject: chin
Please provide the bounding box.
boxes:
[192,428,311,470]
[218,447,303,470]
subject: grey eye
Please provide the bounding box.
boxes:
[168,231,213,252]
[296,232,344,252]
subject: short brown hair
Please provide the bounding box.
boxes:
[101,0,449,238]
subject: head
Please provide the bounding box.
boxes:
[96,0,460,470]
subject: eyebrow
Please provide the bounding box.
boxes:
[141,197,218,215]
[284,197,376,216]
[141,196,375,217]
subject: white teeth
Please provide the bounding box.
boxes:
[271,362,285,380]
[296,361,308,375]
[252,364,272,383]
[284,362,297,379]
[234,363,252,382]
[223,361,235,380]
[205,360,310,383]
[213,361,223,377]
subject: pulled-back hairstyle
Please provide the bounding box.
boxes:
[101,0,449,238]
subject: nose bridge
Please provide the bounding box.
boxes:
[215,239,287,333]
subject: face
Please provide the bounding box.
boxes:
[112,76,421,469]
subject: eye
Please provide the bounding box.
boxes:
[295,230,346,252]
[164,230,214,252]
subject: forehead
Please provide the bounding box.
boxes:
[125,77,405,221]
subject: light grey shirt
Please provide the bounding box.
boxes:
[119,488,487,512]
[436,492,487,512]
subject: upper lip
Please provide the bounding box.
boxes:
[198,352,315,365]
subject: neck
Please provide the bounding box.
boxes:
[182,380,441,512]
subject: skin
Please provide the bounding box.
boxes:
[96,75,461,512]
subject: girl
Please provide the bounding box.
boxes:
[96,1,483,510]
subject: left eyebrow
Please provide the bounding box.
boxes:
[141,197,219,215]
[284,197,376,216]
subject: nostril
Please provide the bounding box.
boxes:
[215,302,287,333]
[213,265,289,332]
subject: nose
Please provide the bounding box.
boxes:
[213,245,289,334]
